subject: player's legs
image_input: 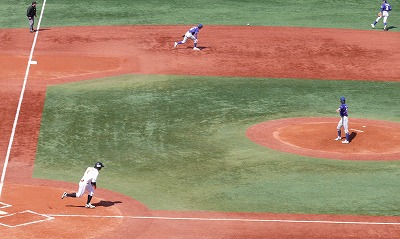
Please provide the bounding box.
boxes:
[372,16,382,28]
[343,117,349,133]
[175,36,187,48]
[85,183,95,196]
[176,32,191,46]
[28,17,35,32]
[85,184,95,208]
[193,38,199,48]
[335,118,343,140]
[383,13,389,30]
[75,182,87,197]
[179,36,188,44]
[62,182,86,199]
[343,116,349,142]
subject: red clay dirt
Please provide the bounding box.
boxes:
[1,26,400,238]
[247,117,400,160]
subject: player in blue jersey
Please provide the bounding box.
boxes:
[174,24,203,51]
[335,96,350,144]
[371,0,392,31]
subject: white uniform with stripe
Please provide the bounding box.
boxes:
[76,167,99,197]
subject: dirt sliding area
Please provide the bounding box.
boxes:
[1,26,400,238]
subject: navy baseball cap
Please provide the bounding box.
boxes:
[94,162,104,168]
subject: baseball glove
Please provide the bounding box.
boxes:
[378,12,382,17]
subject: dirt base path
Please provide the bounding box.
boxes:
[1,26,400,238]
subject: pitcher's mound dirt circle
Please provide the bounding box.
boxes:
[246,117,400,160]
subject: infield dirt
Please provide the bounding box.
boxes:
[0,25,400,238]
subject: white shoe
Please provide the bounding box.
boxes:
[371,24,375,29]
[334,136,341,141]
[85,203,95,209]
[193,47,200,51]
[342,140,349,144]
[61,192,67,199]
[174,42,178,48]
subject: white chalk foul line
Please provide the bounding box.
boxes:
[46,214,400,226]
[0,202,12,209]
[350,129,364,133]
[0,0,47,197]
[0,210,54,228]
[0,202,11,215]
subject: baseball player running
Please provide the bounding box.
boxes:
[174,24,203,50]
[335,96,350,144]
[371,0,392,31]
[61,162,104,209]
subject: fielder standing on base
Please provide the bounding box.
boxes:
[174,24,203,50]
[61,162,104,209]
[26,1,37,33]
[371,0,392,31]
[335,96,350,144]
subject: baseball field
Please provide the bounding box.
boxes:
[1,0,400,238]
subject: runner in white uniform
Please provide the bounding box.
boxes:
[61,162,104,208]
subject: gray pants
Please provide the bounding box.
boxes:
[28,17,35,32]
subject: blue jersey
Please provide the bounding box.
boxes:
[188,26,200,37]
[381,3,392,12]
[338,103,348,117]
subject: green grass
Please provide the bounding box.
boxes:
[2,0,399,31]
[8,0,400,216]
[34,75,400,215]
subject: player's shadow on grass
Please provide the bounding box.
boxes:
[349,132,357,142]
[387,26,397,31]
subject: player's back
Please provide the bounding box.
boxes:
[382,3,392,11]
[81,167,98,183]
[189,26,199,34]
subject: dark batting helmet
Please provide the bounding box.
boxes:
[94,162,104,169]
[340,96,346,103]
[198,24,203,29]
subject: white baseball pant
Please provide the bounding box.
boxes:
[76,180,95,197]
[181,31,198,44]
[375,11,389,24]
[337,116,349,134]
